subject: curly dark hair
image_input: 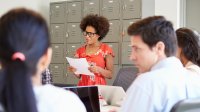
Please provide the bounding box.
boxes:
[80,14,109,41]
[176,28,200,66]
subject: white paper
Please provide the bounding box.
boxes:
[66,57,94,76]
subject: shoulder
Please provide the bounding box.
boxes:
[129,66,185,92]
[34,85,76,101]
[137,65,187,82]
[75,45,86,57]
[186,64,200,75]
[100,43,114,57]
[76,45,85,52]
[34,85,86,112]
[128,72,154,92]
[101,43,112,50]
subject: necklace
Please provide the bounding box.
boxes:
[86,43,101,55]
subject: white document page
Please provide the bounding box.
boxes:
[66,57,94,76]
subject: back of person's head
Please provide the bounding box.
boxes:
[80,14,109,41]
[128,16,177,57]
[176,27,200,66]
[0,8,50,112]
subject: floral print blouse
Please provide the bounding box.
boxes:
[75,43,114,86]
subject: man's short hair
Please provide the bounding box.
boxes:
[128,16,177,57]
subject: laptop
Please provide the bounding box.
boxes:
[63,86,100,112]
[97,85,126,106]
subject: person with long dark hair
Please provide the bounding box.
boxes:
[176,28,200,75]
[0,8,86,112]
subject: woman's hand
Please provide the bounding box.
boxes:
[68,66,77,73]
[88,65,101,74]
[68,66,81,78]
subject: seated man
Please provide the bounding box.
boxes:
[121,16,200,112]
[42,68,52,84]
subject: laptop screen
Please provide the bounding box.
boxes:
[64,86,100,112]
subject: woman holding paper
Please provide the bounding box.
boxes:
[68,14,114,86]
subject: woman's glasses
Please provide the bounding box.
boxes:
[82,31,97,38]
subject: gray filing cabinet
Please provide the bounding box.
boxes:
[121,42,132,65]
[66,23,82,43]
[49,64,64,84]
[102,0,120,20]
[50,0,141,84]
[67,1,82,22]
[122,0,141,19]
[50,2,66,83]
[66,43,81,57]
[51,44,64,63]
[107,43,119,64]
[50,24,65,43]
[103,20,121,43]
[65,64,79,85]
[122,19,139,42]
[64,0,83,84]
[83,0,100,16]
[50,3,65,23]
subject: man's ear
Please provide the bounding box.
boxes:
[155,41,165,56]
[38,48,52,72]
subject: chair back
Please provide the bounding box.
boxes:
[113,67,138,91]
[170,98,200,112]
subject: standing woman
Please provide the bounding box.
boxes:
[176,27,200,75]
[0,8,86,112]
[69,14,114,86]
[42,68,52,84]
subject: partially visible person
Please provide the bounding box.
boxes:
[42,68,53,84]
[120,16,200,112]
[68,14,114,86]
[0,8,86,112]
[176,28,200,75]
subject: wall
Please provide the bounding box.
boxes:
[0,0,182,29]
[50,0,66,2]
[142,0,155,18]
[155,0,180,29]
[186,0,200,32]
[0,0,50,23]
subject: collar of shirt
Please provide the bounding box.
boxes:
[151,56,183,71]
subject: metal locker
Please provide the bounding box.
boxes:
[122,19,139,42]
[50,2,65,23]
[102,0,120,20]
[122,0,141,19]
[66,43,81,58]
[50,24,65,43]
[67,1,82,22]
[121,42,132,64]
[51,44,64,63]
[49,64,64,84]
[103,20,120,42]
[65,64,79,84]
[66,23,82,43]
[107,43,119,64]
[106,65,119,85]
[83,0,100,16]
